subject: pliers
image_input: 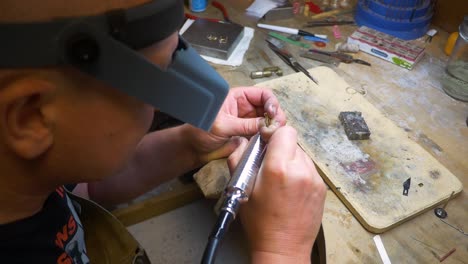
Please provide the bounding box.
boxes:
[185,1,232,23]
[266,39,319,84]
[307,49,371,66]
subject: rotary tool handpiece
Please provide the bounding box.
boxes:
[202,133,267,264]
[221,133,267,217]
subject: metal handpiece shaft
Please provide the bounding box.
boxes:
[202,133,267,264]
[227,133,267,199]
[221,133,267,217]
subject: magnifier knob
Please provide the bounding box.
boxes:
[67,34,100,64]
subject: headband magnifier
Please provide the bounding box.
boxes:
[0,0,229,131]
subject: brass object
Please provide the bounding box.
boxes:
[207,34,218,41]
[250,66,283,79]
[219,36,228,44]
[207,34,229,44]
[263,66,283,76]
[250,70,273,79]
[264,113,272,127]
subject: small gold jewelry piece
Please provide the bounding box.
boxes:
[264,113,272,127]
[219,36,228,44]
[207,34,218,41]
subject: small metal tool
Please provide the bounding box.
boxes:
[403,178,411,196]
[300,50,341,66]
[266,36,285,49]
[250,70,273,79]
[263,66,283,76]
[434,208,448,219]
[434,191,455,219]
[266,38,319,84]
[250,67,283,79]
[308,49,371,66]
[440,219,468,236]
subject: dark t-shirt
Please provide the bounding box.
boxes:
[0,186,90,264]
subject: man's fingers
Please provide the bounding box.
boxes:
[215,116,262,137]
[231,87,286,123]
[264,126,298,163]
[259,118,284,141]
[227,137,249,174]
[230,86,277,107]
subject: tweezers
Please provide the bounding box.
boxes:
[266,39,319,84]
[307,49,371,66]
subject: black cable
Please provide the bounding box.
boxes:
[201,210,235,264]
[201,236,220,264]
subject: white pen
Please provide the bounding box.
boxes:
[257,23,328,39]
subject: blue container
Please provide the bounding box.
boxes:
[355,0,434,40]
[190,0,208,12]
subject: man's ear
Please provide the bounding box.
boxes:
[0,77,56,159]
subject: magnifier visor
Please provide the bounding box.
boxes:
[0,0,229,131]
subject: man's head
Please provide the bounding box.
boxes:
[1,0,228,131]
[0,0,180,189]
[0,0,151,22]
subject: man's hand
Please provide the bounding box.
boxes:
[83,87,286,206]
[185,86,286,166]
[228,126,326,263]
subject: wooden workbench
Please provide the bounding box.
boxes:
[206,1,468,263]
[121,2,467,263]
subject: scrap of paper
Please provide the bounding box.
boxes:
[246,0,288,18]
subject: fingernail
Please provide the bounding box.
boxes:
[231,136,241,146]
[268,104,277,116]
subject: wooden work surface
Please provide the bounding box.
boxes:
[204,1,468,263]
[255,66,463,233]
[121,2,468,263]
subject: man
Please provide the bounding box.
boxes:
[0,0,326,263]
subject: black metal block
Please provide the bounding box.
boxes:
[339,111,371,140]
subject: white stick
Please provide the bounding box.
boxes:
[257,23,298,35]
[373,235,392,264]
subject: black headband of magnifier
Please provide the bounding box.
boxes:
[0,0,229,131]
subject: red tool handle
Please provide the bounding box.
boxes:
[305,1,322,14]
[212,1,230,22]
[184,13,221,23]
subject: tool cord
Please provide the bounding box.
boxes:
[201,210,235,264]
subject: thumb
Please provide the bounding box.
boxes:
[201,136,244,162]
[227,137,249,174]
